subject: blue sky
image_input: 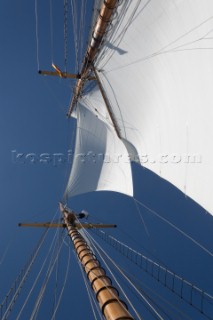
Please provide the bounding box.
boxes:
[0,1,213,319]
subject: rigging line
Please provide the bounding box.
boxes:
[117,267,191,320]
[76,253,103,320]
[62,120,76,201]
[77,0,83,71]
[51,242,71,320]
[70,0,78,73]
[51,227,60,320]
[0,233,16,267]
[111,265,173,320]
[16,228,63,320]
[49,0,54,63]
[78,0,87,70]
[134,198,213,257]
[35,0,40,70]
[133,197,150,237]
[30,231,65,320]
[90,228,213,316]
[117,223,168,269]
[86,233,164,320]
[83,229,162,320]
[96,0,146,69]
[64,0,68,73]
[34,231,65,319]
[1,228,49,320]
[134,196,179,270]
[79,227,143,320]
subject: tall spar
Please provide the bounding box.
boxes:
[18,204,134,320]
[60,204,134,320]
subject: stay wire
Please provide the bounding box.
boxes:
[64,0,68,72]
[120,270,193,320]
[1,228,49,320]
[51,240,71,320]
[49,0,54,63]
[76,254,103,320]
[91,227,213,317]
[70,0,79,73]
[51,228,61,320]
[82,228,163,320]
[16,227,63,320]
[30,230,65,319]
[79,226,143,320]
[134,198,213,257]
[35,0,40,70]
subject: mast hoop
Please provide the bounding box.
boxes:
[84,257,99,268]
[78,248,92,258]
[80,252,95,262]
[91,275,112,290]
[73,238,84,246]
[76,244,90,254]
[101,298,129,315]
[87,266,106,279]
[96,285,119,300]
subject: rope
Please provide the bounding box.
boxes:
[16,229,63,320]
[30,231,65,320]
[0,229,49,320]
[76,253,103,320]
[78,0,87,71]
[35,0,40,70]
[70,0,79,72]
[79,225,142,319]
[64,0,68,72]
[91,228,213,319]
[51,240,71,320]
[81,227,158,320]
[115,268,190,320]
[49,0,54,63]
[75,223,136,318]
[134,198,213,257]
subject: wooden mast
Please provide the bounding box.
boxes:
[19,204,135,319]
[67,0,118,117]
[60,204,134,320]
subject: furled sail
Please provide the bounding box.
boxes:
[89,0,213,215]
[65,87,133,198]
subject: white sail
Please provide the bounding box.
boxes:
[65,89,133,198]
[90,0,213,215]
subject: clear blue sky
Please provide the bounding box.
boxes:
[0,1,212,319]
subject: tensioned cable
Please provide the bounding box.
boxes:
[119,269,193,320]
[49,0,54,63]
[76,221,140,318]
[78,0,87,71]
[51,240,71,320]
[70,0,79,73]
[76,254,103,320]
[134,198,213,257]
[35,0,40,70]
[91,228,213,318]
[30,232,65,320]
[79,225,143,319]
[85,227,192,320]
[64,0,68,73]
[16,228,63,320]
[81,227,163,320]
[1,228,49,320]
